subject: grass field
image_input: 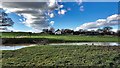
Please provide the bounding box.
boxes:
[1,32,119,42]
[2,45,120,67]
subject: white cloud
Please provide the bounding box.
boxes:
[2,2,54,31]
[1,0,84,32]
[48,0,56,7]
[2,0,118,2]
[2,1,69,32]
[111,29,118,32]
[50,21,54,26]
[83,0,119,2]
[48,13,54,18]
[76,0,83,5]
[76,14,120,30]
[59,5,64,8]
[6,27,39,33]
[48,0,58,10]
[0,2,2,8]
[107,14,120,22]
[19,19,23,22]
[80,6,84,11]
[58,9,67,15]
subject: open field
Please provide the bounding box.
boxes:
[1,45,120,67]
[1,32,119,42]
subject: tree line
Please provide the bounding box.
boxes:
[42,27,120,36]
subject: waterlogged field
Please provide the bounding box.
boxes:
[2,45,120,67]
[1,32,119,42]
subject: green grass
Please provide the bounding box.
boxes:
[1,32,119,42]
[2,45,120,67]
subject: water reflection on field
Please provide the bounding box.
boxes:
[0,44,36,50]
[50,42,120,46]
[0,42,119,50]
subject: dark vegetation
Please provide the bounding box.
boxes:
[2,45,120,67]
[1,26,119,44]
[1,34,119,44]
[42,27,120,36]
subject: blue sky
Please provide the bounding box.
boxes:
[51,2,118,29]
[2,2,119,32]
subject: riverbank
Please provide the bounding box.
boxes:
[2,45,120,67]
[1,35,119,44]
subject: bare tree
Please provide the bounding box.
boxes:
[0,11,14,31]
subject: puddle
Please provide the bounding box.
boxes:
[0,44,36,50]
[49,42,120,46]
[0,42,119,50]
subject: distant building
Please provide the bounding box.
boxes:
[55,31,62,35]
[64,29,74,35]
[55,29,62,35]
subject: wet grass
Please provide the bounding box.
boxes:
[2,45,120,67]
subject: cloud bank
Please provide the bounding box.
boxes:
[76,14,120,30]
[2,2,51,31]
[2,0,83,32]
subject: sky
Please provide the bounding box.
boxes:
[51,2,118,29]
[0,1,119,32]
